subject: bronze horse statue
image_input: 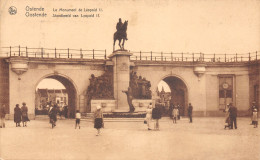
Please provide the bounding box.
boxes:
[113,20,128,51]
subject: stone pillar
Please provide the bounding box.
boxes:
[109,50,132,112]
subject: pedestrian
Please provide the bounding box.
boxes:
[224,105,231,129]
[14,104,22,127]
[63,104,68,118]
[177,103,181,120]
[228,103,237,129]
[93,105,104,136]
[21,102,30,127]
[172,106,179,124]
[75,110,81,129]
[169,103,174,118]
[152,104,162,130]
[188,103,193,123]
[252,108,258,128]
[49,104,58,128]
[250,102,258,125]
[145,103,153,130]
[0,104,6,128]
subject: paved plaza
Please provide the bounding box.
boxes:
[0,117,259,160]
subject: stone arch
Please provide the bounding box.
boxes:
[156,74,189,116]
[35,73,78,118]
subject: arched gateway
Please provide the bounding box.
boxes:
[158,75,188,116]
[35,74,77,118]
[164,76,188,116]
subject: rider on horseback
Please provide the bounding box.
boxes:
[116,18,128,40]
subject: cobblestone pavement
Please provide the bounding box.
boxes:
[0,117,259,160]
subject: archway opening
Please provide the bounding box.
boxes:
[156,76,188,117]
[35,75,77,118]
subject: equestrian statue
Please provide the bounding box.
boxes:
[113,18,128,51]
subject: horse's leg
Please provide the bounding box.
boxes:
[118,39,122,49]
[122,39,125,50]
[113,39,116,51]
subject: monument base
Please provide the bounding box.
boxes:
[132,99,153,112]
[91,99,116,113]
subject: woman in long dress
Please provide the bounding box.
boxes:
[145,103,153,130]
[93,106,104,136]
[21,102,30,127]
[14,104,22,127]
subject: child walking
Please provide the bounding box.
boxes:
[252,108,258,128]
[75,110,81,129]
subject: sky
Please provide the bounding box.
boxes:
[1,0,260,55]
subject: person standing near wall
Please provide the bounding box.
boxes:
[0,104,6,128]
[252,108,258,128]
[250,102,258,125]
[188,103,193,123]
[228,103,237,129]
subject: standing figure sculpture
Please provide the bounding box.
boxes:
[122,87,135,112]
[113,18,128,51]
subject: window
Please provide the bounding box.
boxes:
[219,75,233,110]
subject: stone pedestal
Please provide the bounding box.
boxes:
[109,50,132,112]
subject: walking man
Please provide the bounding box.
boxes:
[188,103,193,123]
[228,103,237,129]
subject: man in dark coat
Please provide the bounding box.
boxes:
[14,104,22,127]
[228,103,237,129]
[0,104,6,128]
[152,105,162,130]
[188,103,193,123]
[49,104,58,127]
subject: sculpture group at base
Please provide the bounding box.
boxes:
[86,68,114,111]
[130,71,152,99]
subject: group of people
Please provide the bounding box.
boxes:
[145,103,193,130]
[14,102,30,127]
[170,103,193,124]
[224,102,259,129]
[47,103,103,136]
[224,103,237,129]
